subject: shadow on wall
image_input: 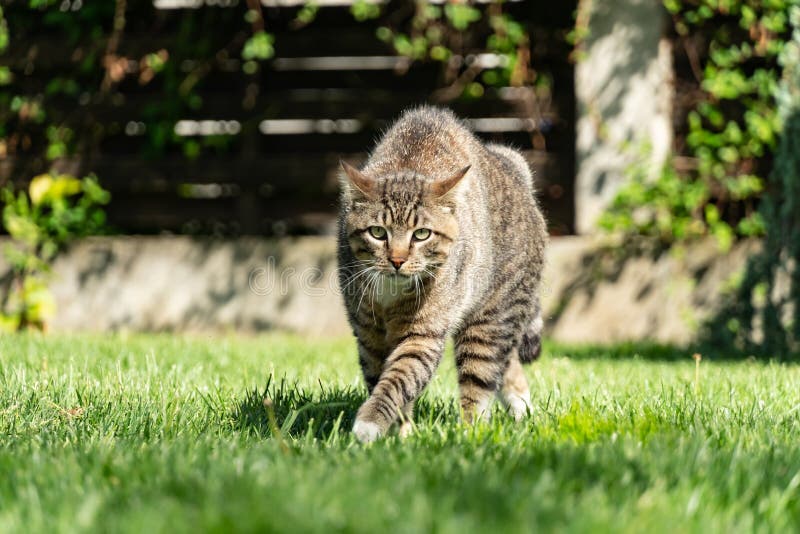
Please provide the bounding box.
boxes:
[542,236,760,353]
[6,226,784,352]
[45,235,349,335]
[3,232,765,347]
[543,235,796,361]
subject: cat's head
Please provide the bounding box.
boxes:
[340,161,470,279]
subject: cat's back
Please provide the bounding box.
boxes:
[479,141,546,271]
[364,107,479,177]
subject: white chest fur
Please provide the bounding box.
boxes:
[372,274,415,309]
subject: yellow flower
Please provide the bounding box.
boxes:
[28,173,82,205]
[28,174,53,205]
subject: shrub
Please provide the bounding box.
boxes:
[601,0,795,247]
[1,174,109,331]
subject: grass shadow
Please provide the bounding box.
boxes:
[232,377,457,440]
[546,341,690,362]
[232,378,362,440]
[544,340,778,362]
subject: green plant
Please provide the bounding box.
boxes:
[600,0,795,246]
[598,147,765,251]
[375,1,535,97]
[1,173,109,331]
[705,5,800,358]
[2,1,548,178]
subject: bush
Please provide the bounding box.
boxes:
[704,5,800,358]
[601,0,794,247]
[1,174,109,331]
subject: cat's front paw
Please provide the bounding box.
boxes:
[505,392,532,422]
[352,419,383,443]
[398,421,414,439]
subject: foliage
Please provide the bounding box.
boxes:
[1,333,800,531]
[601,0,796,246]
[598,148,769,251]
[704,5,800,357]
[1,1,542,181]
[1,174,109,331]
[374,1,535,97]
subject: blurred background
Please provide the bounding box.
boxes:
[1,0,799,357]
[2,0,578,236]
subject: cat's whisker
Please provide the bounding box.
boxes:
[340,266,375,293]
[340,260,373,270]
[338,263,373,280]
[354,274,370,316]
[368,272,380,323]
[356,270,379,318]
[340,266,371,285]
[340,271,370,292]
[419,274,430,304]
[421,267,438,282]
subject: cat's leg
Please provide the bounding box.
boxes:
[361,340,416,438]
[398,400,415,438]
[357,338,385,394]
[454,312,528,423]
[352,331,445,443]
[518,298,543,363]
[498,350,532,421]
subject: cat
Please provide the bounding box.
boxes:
[337,106,547,443]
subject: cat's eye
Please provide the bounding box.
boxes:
[368,226,387,240]
[412,228,431,241]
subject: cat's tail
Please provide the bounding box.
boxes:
[518,302,543,364]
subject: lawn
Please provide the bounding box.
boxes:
[1,333,799,533]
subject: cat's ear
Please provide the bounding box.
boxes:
[431,165,471,197]
[340,161,376,198]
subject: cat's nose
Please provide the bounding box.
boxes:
[390,257,406,270]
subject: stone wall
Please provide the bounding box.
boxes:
[44,236,350,336]
[543,237,759,344]
[574,0,673,234]
[1,236,757,344]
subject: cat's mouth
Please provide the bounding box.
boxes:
[381,266,425,277]
[381,270,413,279]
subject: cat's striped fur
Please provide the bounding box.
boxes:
[337,107,547,442]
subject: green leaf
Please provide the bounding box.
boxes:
[350,0,381,22]
[444,4,481,31]
[242,32,275,61]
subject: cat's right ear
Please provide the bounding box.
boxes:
[340,161,376,199]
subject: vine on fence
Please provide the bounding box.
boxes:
[1,1,538,175]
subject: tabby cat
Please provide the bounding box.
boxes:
[337,106,547,443]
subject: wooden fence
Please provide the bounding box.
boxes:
[3,0,577,236]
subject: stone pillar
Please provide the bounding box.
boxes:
[574,0,673,234]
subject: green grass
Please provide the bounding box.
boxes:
[1,333,799,533]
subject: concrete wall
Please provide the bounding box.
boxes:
[574,0,673,234]
[1,236,757,344]
[44,236,350,336]
[543,237,758,344]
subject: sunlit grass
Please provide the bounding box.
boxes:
[1,333,799,532]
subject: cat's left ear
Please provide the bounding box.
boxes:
[340,161,377,199]
[431,165,471,197]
